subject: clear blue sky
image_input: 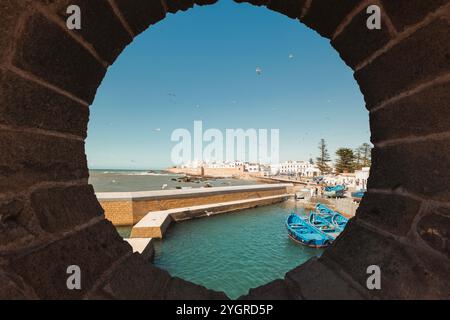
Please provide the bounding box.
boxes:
[86,0,369,170]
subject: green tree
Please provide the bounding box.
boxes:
[316,139,331,174]
[354,147,362,169]
[335,148,356,173]
[358,143,372,168]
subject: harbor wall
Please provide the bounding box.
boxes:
[97,184,293,226]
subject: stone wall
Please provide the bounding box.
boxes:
[0,0,449,300]
[97,184,291,226]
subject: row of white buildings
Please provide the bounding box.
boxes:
[178,160,370,190]
[179,160,321,178]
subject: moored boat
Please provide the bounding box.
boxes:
[306,211,341,239]
[286,213,333,248]
[315,203,349,231]
[351,189,366,202]
[323,185,345,198]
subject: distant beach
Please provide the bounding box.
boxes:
[88,169,260,193]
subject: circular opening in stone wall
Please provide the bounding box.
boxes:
[87,1,372,299]
[2,0,449,301]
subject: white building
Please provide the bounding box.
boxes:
[355,167,370,189]
[278,161,320,177]
[245,163,260,173]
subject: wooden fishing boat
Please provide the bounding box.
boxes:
[286,213,333,248]
[306,211,341,238]
[351,189,366,202]
[323,185,345,198]
[315,203,349,231]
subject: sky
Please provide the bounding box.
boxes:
[86,0,370,170]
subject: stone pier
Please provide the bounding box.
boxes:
[97,184,293,226]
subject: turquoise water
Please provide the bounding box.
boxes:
[153,201,323,299]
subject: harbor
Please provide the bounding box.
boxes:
[91,169,362,298]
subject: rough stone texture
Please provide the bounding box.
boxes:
[234,0,268,6]
[1,0,449,300]
[301,0,362,38]
[166,0,195,13]
[417,206,449,258]
[369,141,450,202]
[355,17,450,107]
[30,184,103,233]
[44,0,133,64]
[11,220,130,299]
[99,254,228,300]
[164,276,228,300]
[332,8,392,69]
[240,279,294,300]
[0,269,38,299]
[0,197,40,251]
[0,130,88,194]
[370,81,450,143]
[285,258,365,300]
[0,0,27,63]
[113,0,166,35]
[381,0,449,31]
[323,221,450,299]
[267,0,306,19]
[0,68,89,137]
[356,192,422,236]
[12,13,106,103]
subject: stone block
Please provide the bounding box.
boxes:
[0,68,89,137]
[370,81,450,142]
[267,0,306,19]
[369,141,450,202]
[0,130,88,193]
[356,192,422,236]
[301,0,362,38]
[43,0,133,64]
[332,7,392,68]
[12,220,130,299]
[239,279,294,300]
[324,221,450,299]
[114,0,166,35]
[355,18,450,107]
[417,207,450,258]
[381,0,448,31]
[285,258,365,300]
[30,184,103,233]
[12,13,106,103]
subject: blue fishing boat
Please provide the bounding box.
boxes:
[286,213,333,248]
[351,189,366,202]
[315,203,349,231]
[323,185,345,198]
[307,211,341,237]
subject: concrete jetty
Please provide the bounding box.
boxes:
[97,183,294,226]
[130,193,290,239]
[124,238,155,262]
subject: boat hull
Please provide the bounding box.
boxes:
[287,233,330,249]
[286,213,333,249]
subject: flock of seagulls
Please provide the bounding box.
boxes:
[150,53,314,134]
